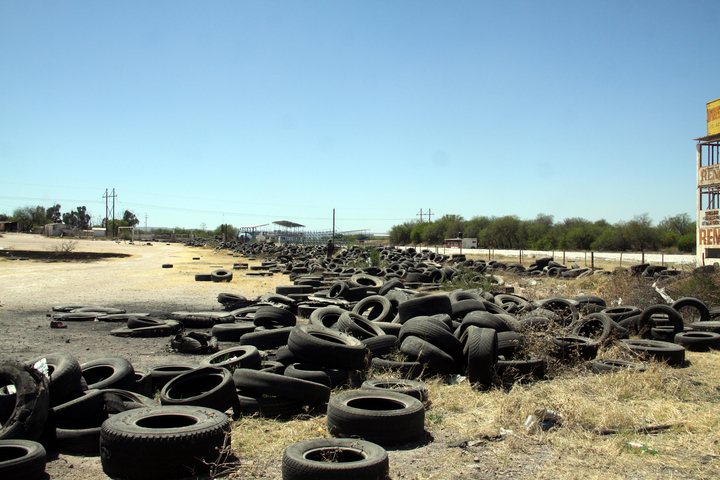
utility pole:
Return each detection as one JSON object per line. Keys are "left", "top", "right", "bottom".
{"left": 427, "top": 209, "right": 434, "bottom": 223}
{"left": 103, "top": 188, "right": 117, "bottom": 237}
{"left": 417, "top": 209, "right": 425, "bottom": 222}
{"left": 145, "top": 213, "right": 148, "bottom": 232}
{"left": 332, "top": 209, "right": 335, "bottom": 243}
{"left": 111, "top": 188, "right": 116, "bottom": 238}
{"left": 103, "top": 189, "right": 109, "bottom": 236}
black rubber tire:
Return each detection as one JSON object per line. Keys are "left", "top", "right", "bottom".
{"left": 0, "top": 361, "right": 49, "bottom": 442}
{"left": 161, "top": 264, "right": 173, "bottom": 268}
{"left": 211, "top": 321, "right": 257, "bottom": 341}
{"left": 688, "top": 321, "right": 720, "bottom": 333}
{"left": 602, "top": 306, "right": 641, "bottom": 322}
{"left": 0, "top": 439, "right": 46, "bottom": 480}
{"left": 160, "top": 366, "right": 237, "bottom": 414}
{"left": 450, "top": 299, "right": 486, "bottom": 320}
{"left": 170, "top": 311, "right": 235, "bottom": 328}
{"left": 457, "top": 311, "right": 512, "bottom": 337}
{"left": 673, "top": 331, "right": 720, "bottom": 351}
{"left": 592, "top": 359, "right": 646, "bottom": 374}
{"left": 570, "top": 313, "right": 615, "bottom": 343}
{"left": 362, "top": 335, "right": 398, "bottom": 358}
{"left": 360, "top": 378, "right": 428, "bottom": 402}
{"left": 253, "top": 306, "right": 297, "bottom": 328}
{"left": 671, "top": 297, "right": 711, "bottom": 324}
{"left": 234, "top": 394, "right": 305, "bottom": 418}
{"left": 462, "top": 326, "right": 497, "bottom": 389}
{"left": 352, "top": 295, "right": 394, "bottom": 323}
{"left": 282, "top": 437, "right": 389, "bottom": 480}
{"left": 397, "top": 294, "right": 452, "bottom": 323}
{"left": 349, "top": 274, "right": 385, "bottom": 290}
{"left": 398, "top": 318, "right": 463, "bottom": 366}
{"left": 56, "top": 426, "right": 102, "bottom": 454}
{"left": 288, "top": 325, "right": 368, "bottom": 371}
{"left": 378, "top": 278, "right": 404, "bottom": 296}
{"left": 328, "top": 281, "right": 350, "bottom": 299}
{"left": 81, "top": 356, "right": 135, "bottom": 391}
{"left": 200, "top": 346, "right": 262, "bottom": 372}
{"left": 29, "top": 352, "right": 82, "bottom": 407}
{"left": 496, "top": 331, "right": 524, "bottom": 358}
{"left": 233, "top": 368, "right": 331, "bottom": 405}
{"left": 195, "top": 274, "right": 212, "bottom": 282}
{"left": 51, "top": 389, "right": 106, "bottom": 428}
{"left": 327, "top": 390, "right": 425, "bottom": 446}
{"left": 551, "top": 335, "right": 599, "bottom": 360}
{"left": 399, "top": 336, "right": 457, "bottom": 375}
{"left": 101, "top": 389, "right": 159, "bottom": 413}
{"left": 638, "top": 305, "right": 684, "bottom": 340}
{"left": 309, "top": 306, "right": 348, "bottom": 329}
{"left": 211, "top": 269, "right": 233, "bottom": 282}
{"left": 535, "top": 296, "right": 579, "bottom": 325}
{"left": 283, "top": 363, "right": 347, "bottom": 389}
{"left": 336, "top": 312, "right": 386, "bottom": 340}
{"left": 100, "top": 406, "right": 231, "bottom": 480}
{"left": 126, "top": 316, "right": 166, "bottom": 329}
{"left": 239, "top": 327, "right": 293, "bottom": 351}
{"left": 620, "top": 339, "right": 686, "bottom": 366}
{"left": 373, "top": 321, "right": 402, "bottom": 336}
{"left": 148, "top": 364, "right": 198, "bottom": 392}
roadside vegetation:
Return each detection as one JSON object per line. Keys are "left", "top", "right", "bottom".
{"left": 389, "top": 213, "right": 696, "bottom": 254}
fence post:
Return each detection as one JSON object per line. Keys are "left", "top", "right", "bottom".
{"left": 661, "top": 253, "right": 664, "bottom": 266}
{"left": 584, "top": 251, "right": 587, "bottom": 266}
{"left": 563, "top": 251, "right": 566, "bottom": 264}
{"left": 591, "top": 252, "right": 594, "bottom": 270}
{"left": 620, "top": 252, "right": 623, "bottom": 267}
{"left": 519, "top": 249, "right": 522, "bottom": 264}
{"left": 641, "top": 251, "right": 645, "bottom": 264}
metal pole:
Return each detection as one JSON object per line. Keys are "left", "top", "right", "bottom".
{"left": 591, "top": 252, "right": 594, "bottom": 270}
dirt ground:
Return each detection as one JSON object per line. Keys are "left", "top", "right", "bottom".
{"left": 0, "top": 233, "right": 716, "bottom": 480}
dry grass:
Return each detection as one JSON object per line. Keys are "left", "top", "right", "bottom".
{"left": 222, "top": 263, "right": 720, "bottom": 479}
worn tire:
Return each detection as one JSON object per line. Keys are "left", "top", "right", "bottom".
{"left": 210, "top": 269, "right": 233, "bottom": 282}
{"left": 0, "top": 361, "right": 49, "bottom": 442}
{"left": 282, "top": 437, "right": 389, "bottom": 480}
{"left": 288, "top": 325, "right": 368, "bottom": 371}
{"left": 620, "top": 339, "right": 685, "bottom": 366}
{"left": 360, "top": 378, "right": 428, "bottom": 402}
{"left": 327, "top": 390, "right": 425, "bottom": 446}
{"left": 233, "top": 368, "right": 331, "bottom": 405}
{"left": 160, "top": 367, "right": 237, "bottom": 413}
{"left": 0, "top": 439, "right": 46, "bottom": 480}
{"left": 638, "top": 305, "right": 684, "bottom": 340}
{"left": 100, "top": 406, "right": 231, "bottom": 480}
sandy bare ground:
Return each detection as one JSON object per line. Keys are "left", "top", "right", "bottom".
{"left": 0, "top": 233, "right": 291, "bottom": 479}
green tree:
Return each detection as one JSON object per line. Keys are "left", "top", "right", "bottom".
{"left": 410, "top": 222, "right": 429, "bottom": 244}
{"left": 47, "top": 204, "right": 62, "bottom": 223}
{"left": 658, "top": 213, "right": 693, "bottom": 236}
{"left": 389, "top": 222, "right": 413, "bottom": 245}
{"left": 122, "top": 210, "right": 139, "bottom": 227}
{"left": 625, "top": 213, "right": 658, "bottom": 251}
{"left": 486, "top": 216, "right": 521, "bottom": 248}
{"left": 62, "top": 206, "right": 91, "bottom": 230}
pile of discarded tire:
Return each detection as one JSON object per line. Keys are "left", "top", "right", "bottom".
{"left": 15, "top": 247, "right": 718, "bottom": 479}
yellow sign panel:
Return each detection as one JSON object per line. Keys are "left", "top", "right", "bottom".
{"left": 708, "top": 98, "right": 720, "bottom": 136}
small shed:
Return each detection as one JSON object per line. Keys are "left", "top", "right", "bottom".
{"left": 43, "top": 223, "right": 66, "bottom": 237}
{"left": 445, "top": 238, "right": 477, "bottom": 249}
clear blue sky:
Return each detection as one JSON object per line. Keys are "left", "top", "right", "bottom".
{"left": 1, "top": 1, "right": 716, "bottom": 234}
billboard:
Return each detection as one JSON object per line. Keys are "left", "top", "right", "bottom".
{"left": 708, "top": 98, "right": 720, "bottom": 136}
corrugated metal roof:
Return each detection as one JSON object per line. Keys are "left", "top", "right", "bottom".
{"left": 273, "top": 220, "right": 305, "bottom": 228}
